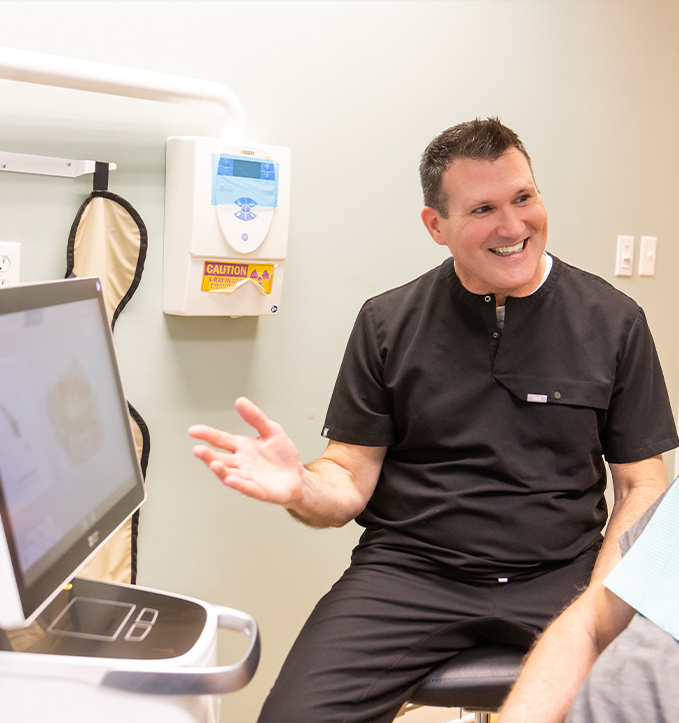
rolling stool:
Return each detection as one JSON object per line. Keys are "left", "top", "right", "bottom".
{"left": 407, "top": 645, "right": 526, "bottom": 723}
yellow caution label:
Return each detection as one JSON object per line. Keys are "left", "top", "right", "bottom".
{"left": 201, "top": 261, "right": 276, "bottom": 295}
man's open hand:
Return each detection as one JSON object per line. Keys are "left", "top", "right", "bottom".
{"left": 189, "top": 397, "right": 305, "bottom": 507}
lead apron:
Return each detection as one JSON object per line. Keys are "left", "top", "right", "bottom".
{"left": 65, "top": 162, "right": 149, "bottom": 584}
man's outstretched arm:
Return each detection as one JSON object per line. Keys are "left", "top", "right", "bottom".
{"left": 189, "top": 396, "right": 386, "bottom": 528}
{"left": 499, "top": 582, "right": 635, "bottom": 723}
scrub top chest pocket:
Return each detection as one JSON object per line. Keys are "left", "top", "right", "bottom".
{"left": 493, "top": 374, "right": 612, "bottom": 411}
{"left": 492, "top": 372, "right": 613, "bottom": 475}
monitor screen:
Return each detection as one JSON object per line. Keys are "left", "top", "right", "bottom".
{"left": 0, "top": 278, "right": 145, "bottom": 623}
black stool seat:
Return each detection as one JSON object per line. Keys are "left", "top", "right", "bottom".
{"left": 409, "top": 645, "right": 526, "bottom": 711}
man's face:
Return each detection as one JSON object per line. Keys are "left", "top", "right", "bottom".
{"left": 421, "top": 147, "right": 548, "bottom": 303}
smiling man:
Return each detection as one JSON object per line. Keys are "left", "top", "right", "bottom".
{"left": 190, "top": 118, "right": 678, "bottom": 723}
{"left": 421, "top": 144, "right": 548, "bottom": 303}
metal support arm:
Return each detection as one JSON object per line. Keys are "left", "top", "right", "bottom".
{"left": 0, "top": 46, "right": 247, "bottom": 138}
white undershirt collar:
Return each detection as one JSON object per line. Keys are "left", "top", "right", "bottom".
{"left": 496, "top": 252, "right": 552, "bottom": 328}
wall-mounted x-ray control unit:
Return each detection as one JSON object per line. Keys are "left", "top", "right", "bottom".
{"left": 163, "top": 137, "right": 291, "bottom": 316}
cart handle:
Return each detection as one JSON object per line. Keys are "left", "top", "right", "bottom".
{"left": 100, "top": 606, "right": 260, "bottom": 696}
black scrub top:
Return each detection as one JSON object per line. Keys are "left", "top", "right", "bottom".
{"left": 323, "top": 256, "right": 679, "bottom": 579}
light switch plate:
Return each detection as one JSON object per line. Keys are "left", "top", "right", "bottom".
{"left": 638, "top": 236, "right": 657, "bottom": 277}
{"left": 615, "top": 235, "right": 634, "bottom": 277}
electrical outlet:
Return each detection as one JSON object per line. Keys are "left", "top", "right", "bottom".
{"left": 0, "top": 242, "right": 21, "bottom": 286}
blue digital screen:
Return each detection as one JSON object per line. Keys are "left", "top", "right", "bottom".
{"left": 233, "top": 159, "right": 261, "bottom": 179}
{"left": 212, "top": 154, "right": 280, "bottom": 208}
{"left": 217, "top": 156, "right": 276, "bottom": 182}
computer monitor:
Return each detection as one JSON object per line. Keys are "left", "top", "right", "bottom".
{"left": 0, "top": 277, "right": 146, "bottom": 628}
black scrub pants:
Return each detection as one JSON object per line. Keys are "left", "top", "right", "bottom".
{"left": 258, "top": 545, "right": 598, "bottom": 723}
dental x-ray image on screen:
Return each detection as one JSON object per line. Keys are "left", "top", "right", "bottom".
{"left": 0, "top": 278, "right": 145, "bottom": 628}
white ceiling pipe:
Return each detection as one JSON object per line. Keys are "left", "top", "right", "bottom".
{"left": 0, "top": 46, "right": 247, "bottom": 138}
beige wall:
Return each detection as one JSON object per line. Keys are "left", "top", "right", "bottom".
{"left": 1, "top": 2, "right": 678, "bottom": 720}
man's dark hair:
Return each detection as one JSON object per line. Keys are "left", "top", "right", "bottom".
{"left": 419, "top": 117, "right": 534, "bottom": 218}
